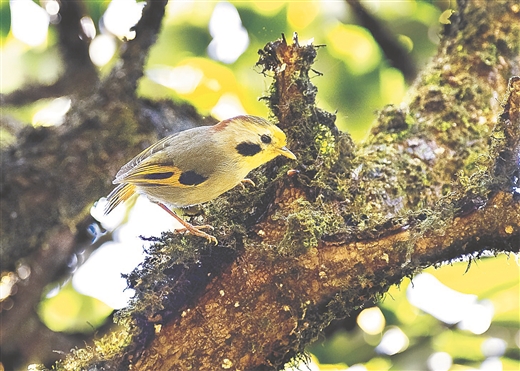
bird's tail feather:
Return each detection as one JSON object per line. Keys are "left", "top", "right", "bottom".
{"left": 104, "top": 183, "right": 136, "bottom": 215}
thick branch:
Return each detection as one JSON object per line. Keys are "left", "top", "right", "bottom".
{"left": 134, "top": 193, "right": 518, "bottom": 371}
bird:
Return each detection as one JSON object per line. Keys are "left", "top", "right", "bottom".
{"left": 104, "top": 115, "right": 296, "bottom": 243}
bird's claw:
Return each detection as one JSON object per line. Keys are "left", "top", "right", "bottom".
{"left": 175, "top": 224, "right": 217, "bottom": 244}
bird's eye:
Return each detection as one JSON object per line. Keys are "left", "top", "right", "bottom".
{"left": 260, "top": 134, "right": 272, "bottom": 144}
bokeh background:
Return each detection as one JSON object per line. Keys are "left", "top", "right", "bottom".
{"left": 1, "top": 1, "right": 519, "bottom": 370}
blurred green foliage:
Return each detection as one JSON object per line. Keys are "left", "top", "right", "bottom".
{"left": 308, "top": 255, "right": 519, "bottom": 370}
{"left": 0, "top": 1, "right": 11, "bottom": 38}
{"left": 2, "top": 0, "right": 447, "bottom": 141}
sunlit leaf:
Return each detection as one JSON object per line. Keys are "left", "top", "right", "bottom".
{"left": 38, "top": 283, "right": 113, "bottom": 333}
{"left": 433, "top": 330, "right": 485, "bottom": 361}
{"left": 0, "top": 0, "right": 11, "bottom": 39}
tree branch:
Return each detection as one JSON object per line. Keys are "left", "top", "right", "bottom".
{"left": 1, "top": 0, "right": 98, "bottom": 105}
{"left": 102, "top": 0, "right": 168, "bottom": 99}
{"left": 346, "top": 0, "right": 417, "bottom": 81}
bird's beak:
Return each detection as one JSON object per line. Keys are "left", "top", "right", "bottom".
{"left": 278, "top": 146, "right": 297, "bottom": 160}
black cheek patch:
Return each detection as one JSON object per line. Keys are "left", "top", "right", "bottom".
{"left": 143, "top": 172, "right": 174, "bottom": 179}
{"left": 179, "top": 170, "right": 208, "bottom": 186}
{"left": 236, "top": 142, "right": 262, "bottom": 157}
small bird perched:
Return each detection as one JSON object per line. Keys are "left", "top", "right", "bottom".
{"left": 105, "top": 115, "right": 296, "bottom": 243}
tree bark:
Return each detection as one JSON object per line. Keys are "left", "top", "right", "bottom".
{"left": 1, "top": 0, "right": 519, "bottom": 370}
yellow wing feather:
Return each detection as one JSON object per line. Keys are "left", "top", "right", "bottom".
{"left": 118, "top": 162, "right": 209, "bottom": 188}
{"left": 122, "top": 164, "right": 181, "bottom": 186}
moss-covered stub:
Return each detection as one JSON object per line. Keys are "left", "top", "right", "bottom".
{"left": 258, "top": 35, "right": 358, "bottom": 209}
{"left": 257, "top": 33, "right": 319, "bottom": 121}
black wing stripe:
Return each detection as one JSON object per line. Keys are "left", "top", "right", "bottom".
{"left": 178, "top": 171, "right": 208, "bottom": 186}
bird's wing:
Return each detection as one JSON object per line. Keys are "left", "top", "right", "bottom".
{"left": 114, "top": 133, "right": 179, "bottom": 182}
{"left": 113, "top": 128, "right": 210, "bottom": 188}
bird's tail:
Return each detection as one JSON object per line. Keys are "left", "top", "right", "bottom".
{"left": 104, "top": 183, "right": 136, "bottom": 215}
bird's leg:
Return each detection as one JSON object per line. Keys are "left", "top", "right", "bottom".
{"left": 239, "top": 178, "right": 256, "bottom": 189}
{"left": 156, "top": 202, "right": 217, "bottom": 244}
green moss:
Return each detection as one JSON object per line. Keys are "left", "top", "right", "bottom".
{"left": 370, "top": 105, "right": 410, "bottom": 137}
{"left": 313, "top": 124, "right": 336, "bottom": 158}
{"left": 120, "top": 230, "right": 213, "bottom": 318}
{"left": 50, "top": 320, "right": 134, "bottom": 370}
{"left": 257, "top": 36, "right": 357, "bottom": 205}
{"left": 422, "top": 69, "right": 442, "bottom": 87}
{"left": 277, "top": 198, "right": 346, "bottom": 255}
